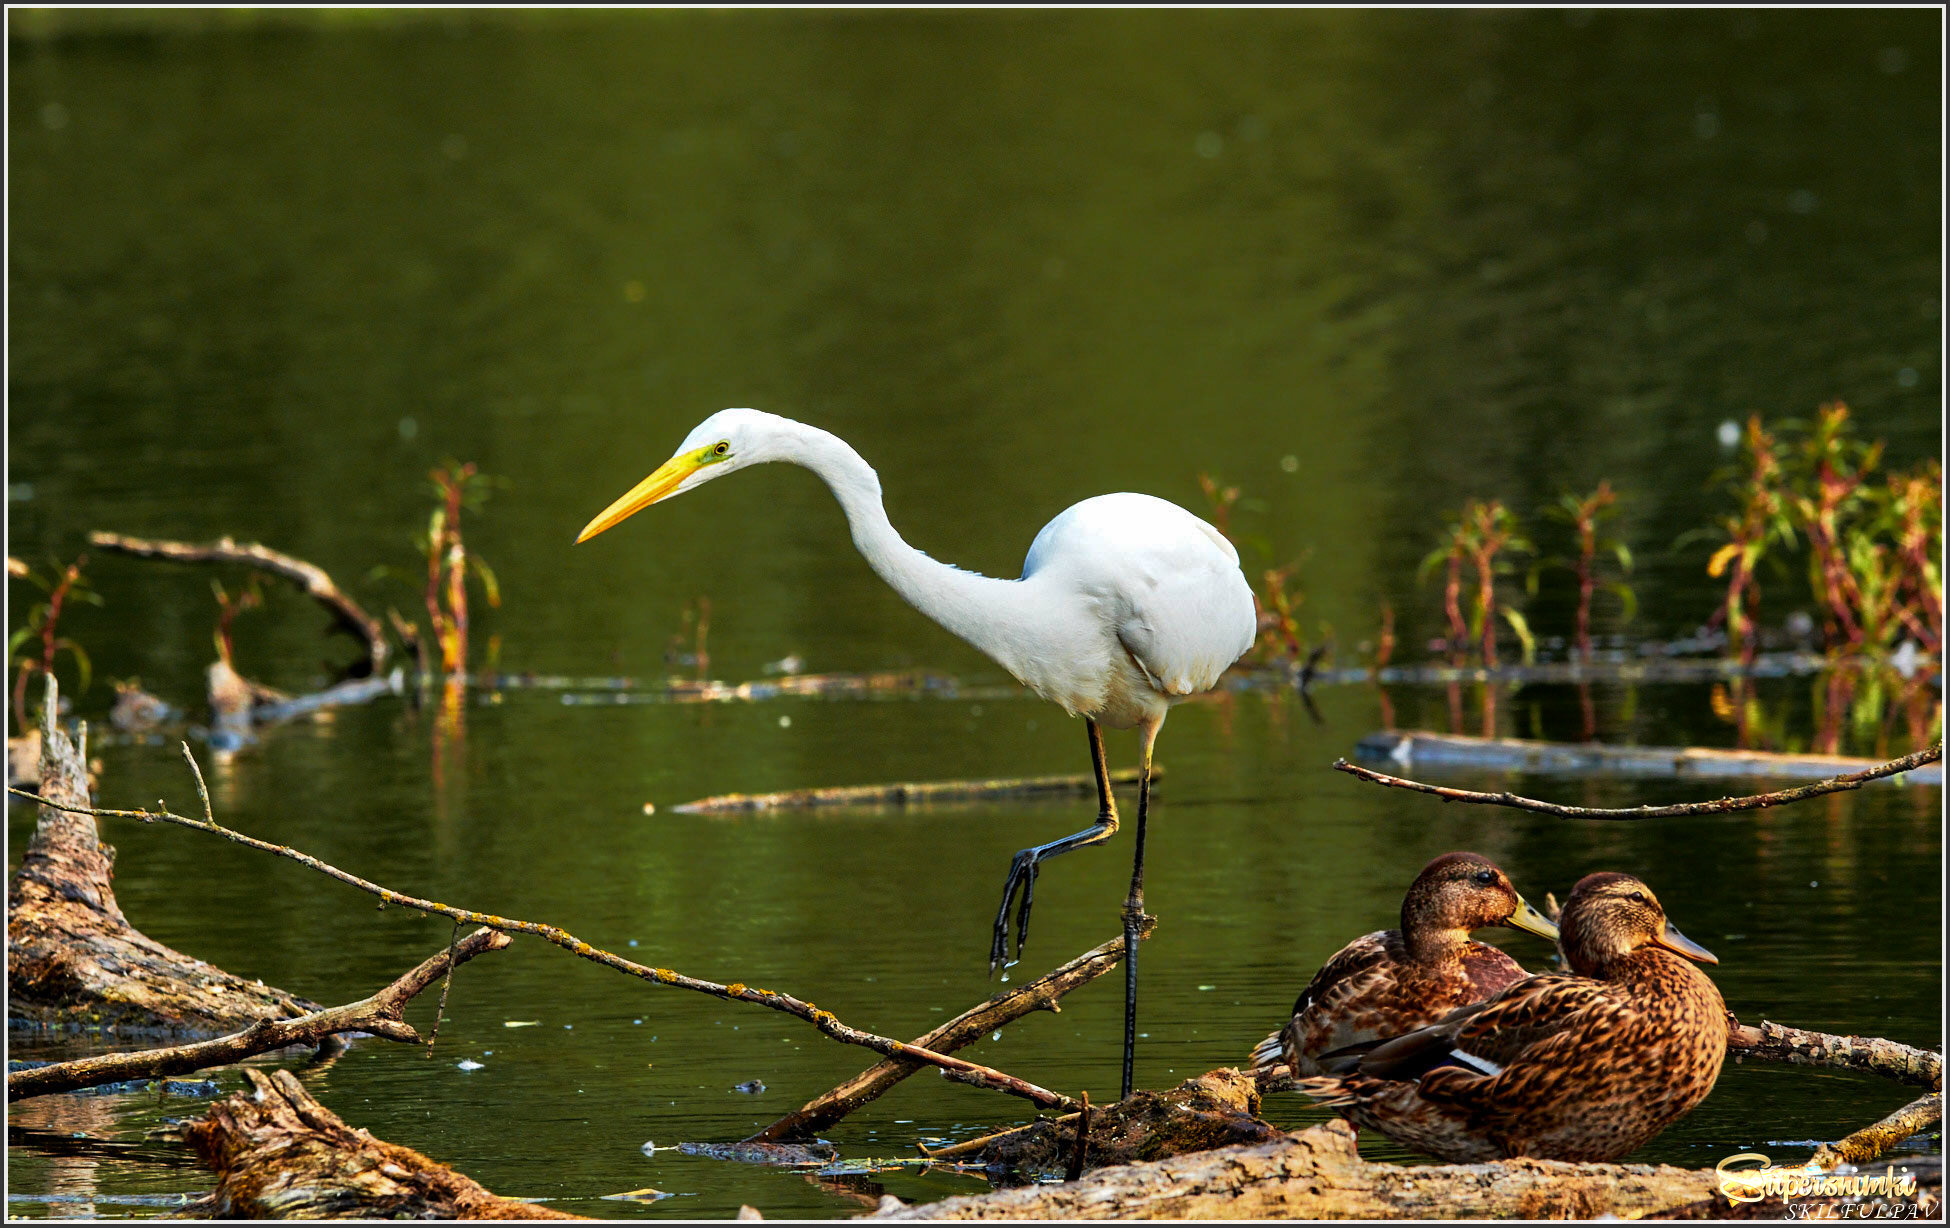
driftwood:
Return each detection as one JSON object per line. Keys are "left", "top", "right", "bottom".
{"left": 1334, "top": 741, "right": 1941, "bottom": 820}
{"left": 877, "top": 1118, "right": 1729, "bottom": 1219}
{"left": 920, "top": 1070, "right": 1283, "bottom": 1173}
{"left": 1729, "top": 1019, "right": 1943, "bottom": 1091}
{"left": 678, "top": 767, "right": 1156, "bottom": 814}
{"left": 7, "top": 677, "right": 318, "bottom": 1034}
{"left": 183, "top": 1068, "right": 585, "bottom": 1219}
{"left": 89, "top": 530, "right": 390, "bottom": 674}
{"left": 1355, "top": 729, "right": 1947, "bottom": 786}
{"left": 751, "top": 924, "right": 1151, "bottom": 1143}
{"left": 11, "top": 756, "right": 1081, "bottom": 1119}
{"left": 8, "top": 927, "right": 510, "bottom": 1100}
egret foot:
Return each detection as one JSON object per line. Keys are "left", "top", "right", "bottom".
{"left": 989, "top": 812, "right": 1118, "bottom": 975}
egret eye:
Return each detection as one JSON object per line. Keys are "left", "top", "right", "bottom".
{"left": 1473, "top": 869, "right": 1496, "bottom": 885}
{"left": 713, "top": 441, "right": 730, "bottom": 456}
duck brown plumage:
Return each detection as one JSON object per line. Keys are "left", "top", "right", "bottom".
{"left": 1249, "top": 852, "right": 1558, "bottom": 1079}
{"left": 1297, "top": 871, "right": 1729, "bottom": 1163}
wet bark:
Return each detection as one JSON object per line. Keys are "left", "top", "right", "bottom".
{"left": 183, "top": 1068, "right": 586, "bottom": 1219}
{"left": 920, "top": 1070, "right": 1283, "bottom": 1174}
{"left": 6, "top": 676, "right": 318, "bottom": 1035}
{"left": 876, "top": 1118, "right": 1728, "bottom": 1220}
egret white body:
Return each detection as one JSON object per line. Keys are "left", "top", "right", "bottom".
{"left": 577, "top": 409, "right": 1258, "bottom": 1095}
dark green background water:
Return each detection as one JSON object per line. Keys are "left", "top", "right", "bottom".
{"left": 7, "top": 8, "right": 1942, "bottom": 1218}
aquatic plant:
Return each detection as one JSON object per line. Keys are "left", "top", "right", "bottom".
{"left": 419, "top": 462, "right": 502, "bottom": 678}
{"left": 1197, "top": 471, "right": 1318, "bottom": 668}
{"left": 8, "top": 554, "right": 100, "bottom": 731}
{"left": 1422, "top": 500, "right": 1533, "bottom": 667}
{"left": 1706, "top": 405, "right": 1943, "bottom": 665}
{"left": 1536, "top": 482, "right": 1635, "bottom": 662}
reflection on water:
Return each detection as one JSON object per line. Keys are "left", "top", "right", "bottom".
{"left": 6, "top": 7, "right": 1941, "bottom": 1219}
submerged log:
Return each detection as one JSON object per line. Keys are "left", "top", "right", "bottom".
{"left": 921, "top": 1070, "right": 1283, "bottom": 1174}
{"left": 879, "top": 1118, "right": 1727, "bottom": 1220}
{"left": 1354, "top": 730, "right": 1944, "bottom": 786}
{"left": 183, "top": 1068, "right": 585, "bottom": 1219}
{"left": 7, "top": 677, "right": 318, "bottom": 1035}
{"left": 677, "top": 767, "right": 1158, "bottom": 814}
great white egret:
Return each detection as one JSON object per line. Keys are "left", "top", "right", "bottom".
{"left": 577, "top": 408, "right": 1258, "bottom": 1096}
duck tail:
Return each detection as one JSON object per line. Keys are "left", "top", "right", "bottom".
{"left": 1295, "top": 1075, "right": 1360, "bottom": 1108}
{"left": 1247, "top": 1030, "right": 1289, "bottom": 1078}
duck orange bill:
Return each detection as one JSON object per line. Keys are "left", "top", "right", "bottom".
{"left": 575, "top": 451, "right": 703, "bottom": 543}
{"left": 1653, "top": 921, "right": 1718, "bottom": 964}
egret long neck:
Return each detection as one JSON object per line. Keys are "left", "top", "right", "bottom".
{"left": 783, "top": 423, "right": 1037, "bottom": 666}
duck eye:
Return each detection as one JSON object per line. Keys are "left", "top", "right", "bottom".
{"left": 1628, "top": 891, "right": 1647, "bottom": 904}
{"left": 713, "top": 441, "right": 730, "bottom": 456}
{"left": 1473, "top": 869, "right": 1496, "bottom": 885}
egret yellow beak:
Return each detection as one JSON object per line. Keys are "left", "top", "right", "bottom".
{"left": 1505, "top": 894, "right": 1560, "bottom": 942}
{"left": 576, "top": 449, "right": 708, "bottom": 543}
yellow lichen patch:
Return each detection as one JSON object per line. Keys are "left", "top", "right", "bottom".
{"left": 726, "top": 983, "right": 747, "bottom": 996}
{"left": 573, "top": 942, "right": 591, "bottom": 955}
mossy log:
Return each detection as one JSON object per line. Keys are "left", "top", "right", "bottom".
{"left": 183, "top": 1068, "right": 585, "bottom": 1219}
{"left": 6, "top": 677, "right": 317, "bottom": 1035}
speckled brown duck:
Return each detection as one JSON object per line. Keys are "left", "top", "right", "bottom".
{"left": 1297, "top": 871, "right": 1729, "bottom": 1163}
{"left": 1249, "top": 851, "right": 1559, "bottom": 1079}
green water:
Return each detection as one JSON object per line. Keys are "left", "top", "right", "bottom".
{"left": 6, "top": 8, "right": 1942, "bottom": 1218}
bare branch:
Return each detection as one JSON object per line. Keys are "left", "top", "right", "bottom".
{"left": 750, "top": 923, "right": 1150, "bottom": 1143}
{"left": 88, "top": 531, "right": 389, "bottom": 672}
{"left": 8, "top": 928, "right": 510, "bottom": 1100}
{"left": 1730, "top": 1019, "right": 1942, "bottom": 1090}
{"left": 8, "top": 775, "right": 1079, "bottom": 1116}
{"left": 677, "top": 767, "right": 1156, "bottom": 814}
{"left": 1332, "top": 742, "right": 1941, "bottom": 820}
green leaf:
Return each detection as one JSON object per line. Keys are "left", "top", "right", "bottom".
{"left": 1417, "top": 547, "right": 1452, "bottom": 585}
{"left": 1606, "top": 581, "right": 1638, "bottom": 623}
{"left": 55, "top": 637, "right": 91, "bottom": 694}
{"left": 1610, "top": 541, "right": 1633, "bottom": 573}
{"left": 1500, "top": 606, "right": 1537, "bottom": 665}
{"left": 471, "top": 557, "right": 501, "bottom": 608}
{"left": 9, "top": 626, "right": 37, "bottom": 659}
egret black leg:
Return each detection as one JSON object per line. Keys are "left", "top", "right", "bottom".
{"left": 1120, "top": 733, "right": 1156, "bottom": 1100}
{"left": 989, "top": 720, "right": 1120, "bottom": 976}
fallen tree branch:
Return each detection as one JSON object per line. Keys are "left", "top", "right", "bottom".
{"left": 7, "top": 676, "right": 319, "bottom": 1035}
{"left": 677, "top": 768, "right": 1157, "bottom": 814}
{"left": 749, "top": 923, "right": 1150, "bottom": 1143}
{"left": 1812, "top": 1093, "right": 1943, "bottom": 1170}
{"left": 10, "top": 750, "right": 1079, "bottom": 1117}
{"left": 88, "top": 530, "right": 389, "bottom": 674}
{"left": 1332, "top": 741, "right": 1941, "bottom": 820}
{"left": 184, "top": 1067, "right": 586, "bottom": 1219}
{"left": 1355, "top": 730, "right": 1946, "bottom": 785}
{"left": 1729, "top": 1019, "right": 1943, "bottom": 1090}
{"left": 8, "top": 927, "right": 510, "bottom": 1101}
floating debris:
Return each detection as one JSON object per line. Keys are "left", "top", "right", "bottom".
{"left": 678, "top": 1140, "right": 834, "bottom": 1166}
{"left": 504, "top": 1020, "right": 541, "bottom": 1028}
{"left": 674, "top": 766, "right": 1158, "bottom": 814}
{"left": 601, "top": 1188, "right": 671, "bottom": 1202}
{"left": 732, "top": 1079, "right": 766, "bottom": 1094}
{"left": 456, "top": 1059, "right": 485, "bottom": 1071}
{"left": 1355, "top": 730, "right": 1943, "bottom": 785}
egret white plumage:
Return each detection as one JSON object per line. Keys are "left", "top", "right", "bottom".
{"left": 576, "top": 409, "right": 1257, "bottom": 1095}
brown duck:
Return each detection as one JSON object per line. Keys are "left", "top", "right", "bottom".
{"left": 1298, "top": 871, "right": 1728, "bottom": 1163}
{"left": 1249, "top": 852, "right": 1559, "bottom": 1079}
